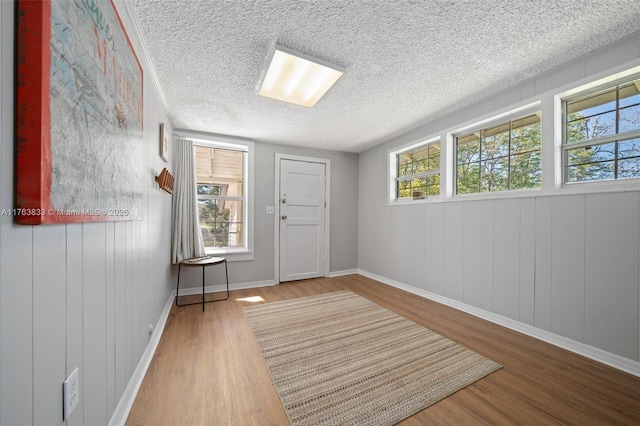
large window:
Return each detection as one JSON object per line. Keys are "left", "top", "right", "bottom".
{"left": 456, "top": 112, "right": 541, "bottom": 194}
{"left": 562, "top": 75, "right": 640, "bottom": 183}
{"left": 394, "top": 140, "right": 441, "bottom": 200}
{"left": 195, "top": 144, "right": 247, "bottom": 250}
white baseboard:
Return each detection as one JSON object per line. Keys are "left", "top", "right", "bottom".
{"left": 109, "top": 278, "right": 277, "bottom": 424}
{"left": 329, "top": 269, "right": 359, "bottom": 277}
{"left": 176, "top": 279, "right": 277, "bottom": 296}
{"left": 358, "top": 269, "right": 640, "bottom": 378}
{"left": 108, "top": 290, "right": 175, "bottom": 426}
{"left": 110, "top": 270, "right": 639, "bottom": 425}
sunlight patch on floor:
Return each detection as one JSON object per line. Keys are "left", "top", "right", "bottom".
{"left": 236, "top": 296, "right": 264, "bottom": 303}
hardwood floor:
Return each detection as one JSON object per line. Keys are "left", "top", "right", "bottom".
{"left": 127, "top": 275, "right": 640, "bottom": 425}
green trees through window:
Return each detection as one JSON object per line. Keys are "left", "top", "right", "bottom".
{"left": 396, "top": 142, "right": 440, "bottom": 199}
{"left": 456, "top": 113, "right": 541, "bottom": 194}
{"left": 389, "top": 71, "right": 640, "bottom": 203}
{"left": 563, "top": 78, "right": 640, "bottom": 183}
{"left": 197, "top": 184, "right": 235, "bottom": 248}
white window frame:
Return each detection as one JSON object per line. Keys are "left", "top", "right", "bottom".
{"left": 175, "top": 130, "right": 255, "bottom": 261}
{"left": 559, "top": 69, "right": 640, "bottom": 187}
{"left": 384, "top": 65, "right": 640, "bottom": 204}
{"left": 451, "top": 102, "right": 543, "bottom": 199}
{"left": 388, "top": 136, "right": 441, "bottom": 205}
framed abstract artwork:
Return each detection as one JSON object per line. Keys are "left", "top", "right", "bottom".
{"left": 16, "top": 0, "right": 144, "bottom": 224}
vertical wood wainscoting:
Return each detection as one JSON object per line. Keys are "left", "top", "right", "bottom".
{"left": 127, "top": 275, "right": 640, "bottom": 425}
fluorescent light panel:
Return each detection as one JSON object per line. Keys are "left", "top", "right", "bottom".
{"left": 259, "top": 45, "right": 344, "bottom": 108}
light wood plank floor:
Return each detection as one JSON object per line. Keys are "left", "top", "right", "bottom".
{"left": 127, "top": 275, "right": 640, "bottom": 425}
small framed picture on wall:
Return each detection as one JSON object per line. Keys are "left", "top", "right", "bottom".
{"left": 159, "top": 123, "right": 169, "bottom": 162}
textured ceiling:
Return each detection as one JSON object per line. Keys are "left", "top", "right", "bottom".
{"left": 131, "top": 0, "right": 640, "bottom": 153}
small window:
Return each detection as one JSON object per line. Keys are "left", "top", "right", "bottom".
{"left": 562, "top": 76, "right": 640, "bottom": 183}
{"left": 195, "top": 145, "right": 246, "bottom": 250}
{"left": 394, "top": 141, "right": 441, "bottom": 200}
{"left": 456, "top": 113, "right": 541, "bottom": 194}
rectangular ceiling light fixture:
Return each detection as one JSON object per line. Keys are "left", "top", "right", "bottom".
{"left": 259, "top": 45, "right": 345, "bottom": 108}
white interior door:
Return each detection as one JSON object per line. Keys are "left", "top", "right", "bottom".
{"left": 279, "top": 159, "right": 326, "bottom": 282}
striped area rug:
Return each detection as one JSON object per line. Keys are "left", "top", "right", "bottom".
{"left": 244, "top": 290, "right": 501, "bottom": 425}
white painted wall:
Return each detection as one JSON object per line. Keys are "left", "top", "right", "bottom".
{"left": 235, "top": 142, "right": 358, "bottom": 281}
{"left": 4, "top": 0, "right": 636, "bottom": 422}
{"left": 358, "top": 32, "right": 640, "bottom": 365}
{"left": 255, "top": 143, "right": 358, "bottom": 277}
{"left": 0, "top": 2, "right": 175, "bottom": 424}
{"left": 175, "top": 140, "right": 359, "bottom": 290}
{"left": 0, "top": 5, "right": 359, "bottom": 422}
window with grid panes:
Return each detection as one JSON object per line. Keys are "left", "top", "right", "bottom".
{"left": 456, "top": 113, "right": 541, "bottom": 194}
{"left": 562, "top": 75, "right": 640, "bottom": 183}
{"left": 195, "top": 145, "right": 246, "bottom": 249}
{"left": 395, "top": 141, "right": 441, "bottom": 199}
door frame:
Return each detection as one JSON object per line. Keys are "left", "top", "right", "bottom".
{"left": 274, "top": 153, "right": 331, "bottom": 283}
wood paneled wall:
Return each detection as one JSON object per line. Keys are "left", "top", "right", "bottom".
{"left": 0, "top": 2, "right": 175, "bottom": 424}
{"left": 361, "top": 194, "right": 639, "bottom": 361}
{"left": 358, "top": 32, "right": 640, "bottom": 365}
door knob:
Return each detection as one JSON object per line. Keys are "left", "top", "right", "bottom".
{"left": 281, "top": 215, "right": 287, "bottom": 220}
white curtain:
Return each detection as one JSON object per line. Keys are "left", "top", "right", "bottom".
{"left": 171, "top": 138, "right": 205, "bottom": 263}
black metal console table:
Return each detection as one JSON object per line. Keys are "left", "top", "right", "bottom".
{"left": 176, "top": 256, "right": 229, "bottom": 311}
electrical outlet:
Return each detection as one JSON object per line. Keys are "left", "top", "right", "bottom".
{"left": 266, "top": 206, "right": 275, "bottom": 214}
{"left": 63, "top": 367, "right": 80, "bottom": 421}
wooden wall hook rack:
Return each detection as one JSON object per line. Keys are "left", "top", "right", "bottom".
{"left": 155, "top": 168, "right": 174, "bottom": 194}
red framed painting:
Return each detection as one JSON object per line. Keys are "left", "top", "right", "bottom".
{"left": 16, "top": 0, "right": 143, "bottom": 224}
